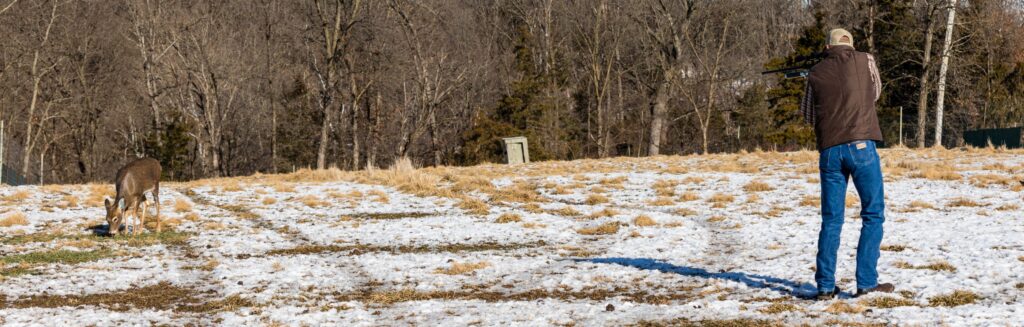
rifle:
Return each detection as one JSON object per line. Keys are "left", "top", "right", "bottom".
{"left": 761, "top": 52, "right": 825, "bottom": 79}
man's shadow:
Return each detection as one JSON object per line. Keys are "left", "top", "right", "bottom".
{"left": 86, "top": 224, "right": 111, "bottom": 236}
{"left": 578, "top": 257, "right": 824, "bottom": 298}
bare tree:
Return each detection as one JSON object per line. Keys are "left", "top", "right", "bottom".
{"left": 21, "top": 0, "right": 63, "bottom": 181}
{"left": 635, "top": 0, "right": 694, "bottom": 156}
{"left": 915, "top": 1, "right": 941, "bottom": 148}
{"left": 389, "top": 0, "right": 468, "bottom": 166}
{"left": 933, "top": 0, "right": 957, "bottom": 147}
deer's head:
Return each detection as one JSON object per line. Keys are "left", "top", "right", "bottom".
{"left": 104, "top": 198, "right": 124, "bottom": 236}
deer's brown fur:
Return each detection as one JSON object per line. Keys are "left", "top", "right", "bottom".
{"left": 104, "top": 158, "right": 162, "bottom": 236}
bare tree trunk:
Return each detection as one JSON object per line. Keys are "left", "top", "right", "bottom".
{"left": 429, "top": 109, "right": 440, "bottom": 166}
{"left": 648, "top": 78, "right": 669, "bottom": 156}
{"left": 916, "top": 16, "right": 936, "bottom": 148}
{"left": 317, "top": 108, "right": 330, "bottom": 169}
{"left": 867, "top": 2, "right": 876, "bottom": 54}
{"left": 350, "top": 101, "right": 360, "bottom": 170}
{"left": 934, "top": 0, "right": 957, "bottom": 147}
{"left": 22, "top": 2, "right": 59, "bottom": 180}
{"left": 367, "top": 92, "right": 381, "bottom": 168}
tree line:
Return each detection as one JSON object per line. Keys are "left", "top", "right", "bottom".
{"left": 1, "top": 0, "right": 1022, "bottom": 184}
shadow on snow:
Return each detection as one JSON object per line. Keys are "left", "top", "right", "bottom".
{"left": 579, "top": 257, "right": 826, "bottom": 298}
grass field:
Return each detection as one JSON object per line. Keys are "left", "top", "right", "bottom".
{"left": 1, "top": 147, "right": 1023, "bottom": 326}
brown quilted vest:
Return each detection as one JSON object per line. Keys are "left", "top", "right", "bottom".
{"left": 808, "top": 45, "right": 883, "bottom": 150}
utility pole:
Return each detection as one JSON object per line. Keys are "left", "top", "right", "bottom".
{"left": 934, "top": 0, "right": 957, "bottom": 148}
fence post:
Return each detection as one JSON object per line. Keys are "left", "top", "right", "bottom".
{"left": 898, "top": 106, "right": 903, "bottom": 147}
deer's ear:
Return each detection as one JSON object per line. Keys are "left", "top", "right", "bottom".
{"left": 117, "top": 198, "right": 126, "bottom": 210}
{"left": 104, "top": 198, "right": 111, "bottom": 208}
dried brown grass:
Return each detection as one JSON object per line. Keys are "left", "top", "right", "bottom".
{"left": 633, "top": 215, "right": 657, "bottom": 227}
{"left": 549, "top": 206, "right": 581, "bottom": 217}
{"left": 495, "top": 213, "right": 522, "bottom": 224}
{"left": 678, "top": 192, "right": 700, "bottom": 202}
{"left": 577, "top": 222, "right": 620, "bottom": 235}
{"left": 298, "top": 195, "right": 328, "bottom": 207}
{"left": 586, "top": 208, "right": 618, "bottom": 219}
{"left": 435, "top": 261, "right": 491, "bottom": 275}
{"left": 928, "top": 290, "right": 980, "bottom": 307}
{"left": 2, "top": 190, "right": 31, "bottom": 202}
{"left": 707, "top": 193, "right": 734, "bottom": 204}
{"left": 799, "top": 196, "right": 820, "bottom": 207}
{"left": 862, "top": 296, "right": 917, "bottom": 308}
{"left": 459, "top": 198, "right": 490, "bottom": 215}
{"left": 825, "top": 301, "right": 866, "bottom": 314}
{"left": 0, "top": 212, "right": 29, "bottom": 227}
{"left": 947, "top": 198, "right": 985, "bottom": 208}
{"left": 902, "top": 161, "right": 961, "bottom": 180}
{"left": 648, "top": 197, "right": 675, "bottom": 206}
{"left": 174, "top": 198, "right": 193, "bottom": 213}
{"left": 586, "top": 194, "right": 610, "bottom": 205}
{"left": 743, "top": 181, "right": 775, "bottom": 192}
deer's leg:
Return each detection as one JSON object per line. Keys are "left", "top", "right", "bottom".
{"left": 139, "top": 201, "right": 148, "bottom": 234}
{"left": 154, "top": 184, "right": 161, "bottom": 233}
{"left": 132, "top": 204, "right": 140, "bottom": 236}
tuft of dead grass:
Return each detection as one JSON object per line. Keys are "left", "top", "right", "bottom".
{"left": 825, "top": 301, "right": 866, "bottom": 314}
{"left": 272, "top": 183, "right": 296, "bottom": 193}
{"left": 908, "top": 200, "right": 936, "bottom": 210}
{"left": 459, "top": 198, "right": 490, "bottom": 216}
{"left": 174, "top": 198, "right": 193, "bottom": 213}
{"left": 495, "top": 213, "right": 522, "bottom": 224}
{"left": 902, "top": 161, "right": 961, "bottom": 181}
{"left": 435, "top": 261, "right": 491, "bottom": 275}
{"left": 85, "top": 184, "right": 115, "bottom": 206}
{"left": 880, "top": 244, "right": 907, "bottom": 252}
{"left": 707, "top": 215, "right": 726, "bottom": 223}
{"left": 969, "top": 174, "right": 1014, "bottom": 188}
{"left": 947, "top": 198, "right": 985, "bottom": 208}
{"left": 673, "top": 208, "right": 696, "bottom": 216}
{"left": 648, "top": 197, "right": 675, "bottom": 206}
{"left": 59, "top": 195, "right": 79, "bottom": 209}
{"left": 678, "top": 192, "right": 700, "bottom": 202}
{"left": 758, "top": 303, "right": 800, "bottom": 314}
{"left": 996, "top": 203, "right": 1020, "bottom": 211}
{"left": 862, "top": 296, "right": 917, "bottom": 308}
{"left": 799, "top": 196, "right": 820, "bottom": 207}
{"left": 633, "top": 215, "right": 657, "bottom": 227}
{"left": 585, "top": 194, "right": 610, "bottom": 205}
{"left": 262, "top": 197, "right": 277, "bottom": 205}
{"left": 652, "top": 180, "right": 679, "bottom": 197}
{"left": 928, "top": 290, "right": 980, "bottom": 307}
{"left": 586, "top": 208, "right": 618, "bottom": 219}
{"left": 522, "top": 203, "right": 544, "bottom": 214}
{"left": 2, "top": 190, "right": 31, "bottom": 202}
{"left": 577, "top": 222, "right": 620, "bottom": 235}
{"left": 743, "top": 181, "right": 775, "bottom": 192}
{"left": 0, "top": 212, "right": 29, "bottom": 227}
{"left": 367, "top": 189, "right": 390, "bottom": 204}
{"left": 707, "top": 193, "right": 734, "bottom": 204}
{"left": 894, "top": 260, "right": 957, "bottom": 272}
{"left": 549, "top": 206, "right": 581, "bottom": 217}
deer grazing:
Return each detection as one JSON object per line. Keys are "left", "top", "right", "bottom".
{"left": 104, "top": 157, "right": 162, "bottom": 236}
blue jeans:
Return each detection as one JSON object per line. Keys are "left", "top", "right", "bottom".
{"left": 816, "top": 140, "right": 885, "bottom": 293}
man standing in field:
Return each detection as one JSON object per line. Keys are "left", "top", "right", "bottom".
{"left": 800, "top": 28, "right": 894, "bottom": 300}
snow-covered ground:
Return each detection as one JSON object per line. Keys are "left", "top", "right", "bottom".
{"left": 1, "top": 148, "right": 1023, "bottom": 326}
